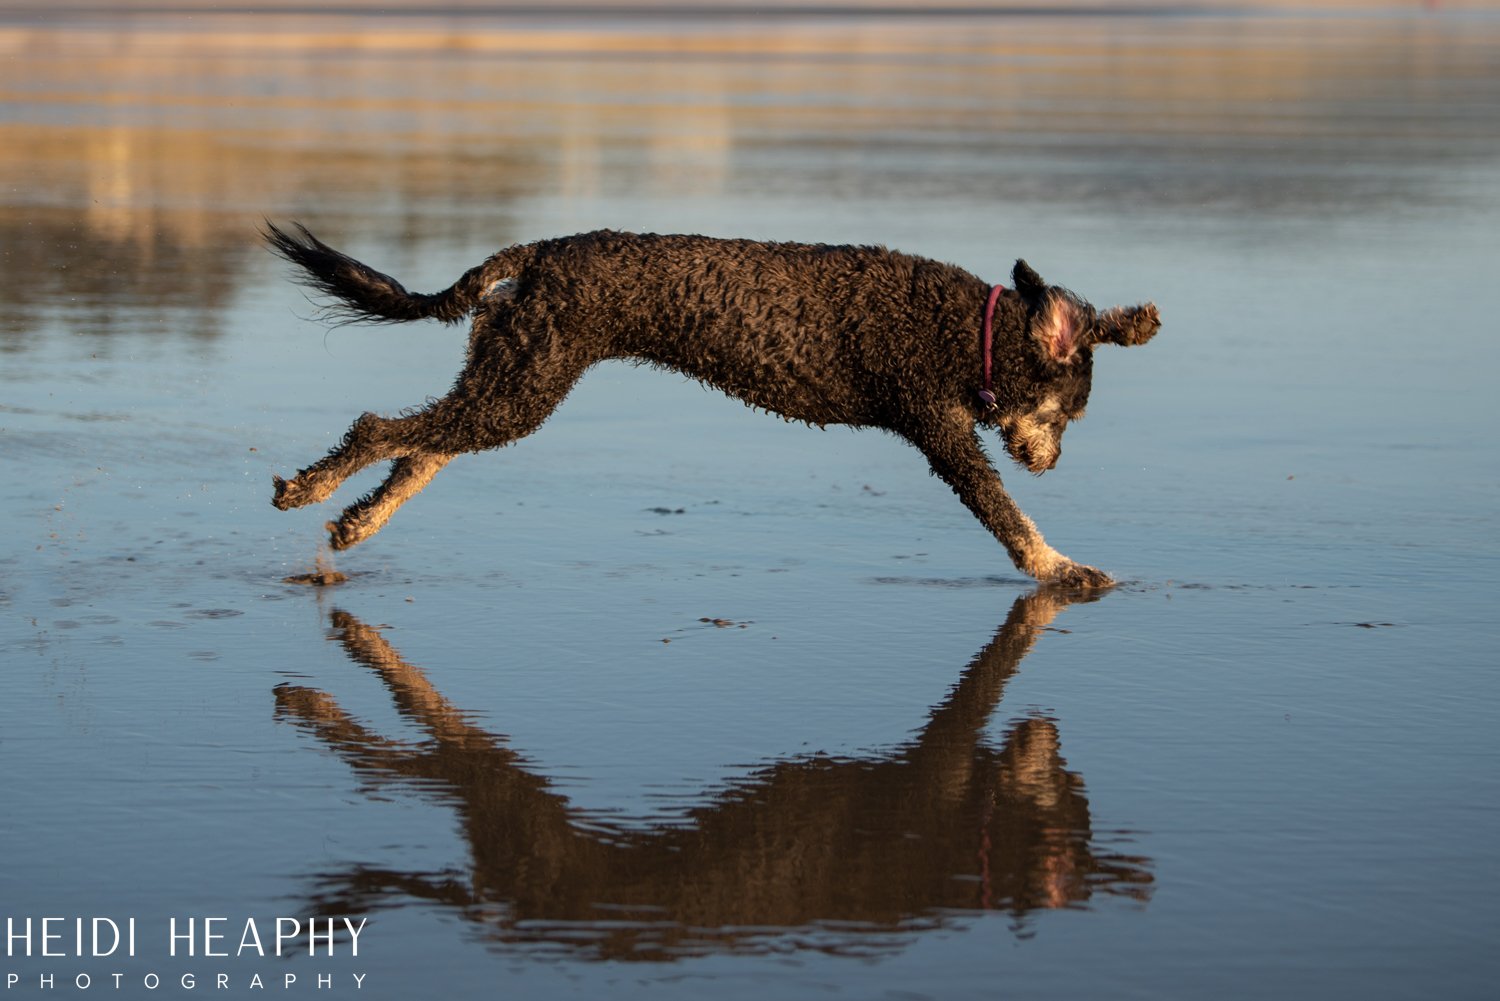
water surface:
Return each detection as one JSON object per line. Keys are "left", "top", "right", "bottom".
{"left": 1, "top": 5, "right": 1497, "bottom": 999}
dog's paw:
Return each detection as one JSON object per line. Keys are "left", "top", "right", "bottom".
{"left": 325, "top": 519, "right": 362, "bottom": 551}
{"left": 271, "top": 475, "right": 300, "bottom": 510}
{"left": 1045, "top": 560, "right": 1115, "bottom": 590}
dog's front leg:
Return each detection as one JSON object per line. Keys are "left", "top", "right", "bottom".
{"left": 906, "top": 413, "right": 1113, "bottom": 588}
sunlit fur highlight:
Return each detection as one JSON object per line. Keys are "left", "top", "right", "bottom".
{"left": 1001, "top": 394, "right": 1066, "bottom": 474}
{"left": 1036, "top": 297, "right": 1083, "bottom": 365}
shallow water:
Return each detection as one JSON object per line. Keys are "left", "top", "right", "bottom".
{"left": 2, "top": 5, "right": 1498, "bottom": 999}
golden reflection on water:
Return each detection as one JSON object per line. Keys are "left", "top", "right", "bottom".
{"left": 2, "top": 8, "right": 1495, "bottom": 337}
{"left": 273, "top": 591, "right": 1152, "bottom": 960}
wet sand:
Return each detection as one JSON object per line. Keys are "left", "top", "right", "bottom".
{"left": 2, "top": 5, "right": 1498, "bottom": 999}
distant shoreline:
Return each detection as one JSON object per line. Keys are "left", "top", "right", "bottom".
{"left": 0, "top": 0, "right": 1476, "bottom": 17}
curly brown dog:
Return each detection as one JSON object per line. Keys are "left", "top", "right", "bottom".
{"left": 265, "top": 225, "right": 1160, "bottom": 587}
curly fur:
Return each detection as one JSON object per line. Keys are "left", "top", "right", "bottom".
{"left": 265, "top": 225, "right": 1160, "bottom": 587}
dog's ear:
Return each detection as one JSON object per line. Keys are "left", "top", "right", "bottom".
{"left": 1034, "top": 294, "right": 1090, "bottom": 366}
{"left": 1014, "top": 260, "right": 1086, "bottom": 364}
{"left": 1012, "top": 259, "right": 1048, "bottom": 306}
{"left": 1093, "top": 303, "right": 1162, "bottom": 347}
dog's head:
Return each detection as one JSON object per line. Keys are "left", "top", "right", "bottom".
{"left": 997, "top": 260, "right": 1161, "bottom": 474}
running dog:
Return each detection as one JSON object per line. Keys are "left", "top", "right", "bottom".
{"left": 266, "top": 224, "right": 1160, "bottom": 587}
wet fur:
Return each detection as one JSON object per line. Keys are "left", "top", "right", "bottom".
{"left": 265, "top": 224, "right": 1159, "bottom": 587}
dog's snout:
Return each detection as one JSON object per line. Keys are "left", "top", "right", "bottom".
{"left": 1028, "top": 449, "right": 1059, "bottom": 475}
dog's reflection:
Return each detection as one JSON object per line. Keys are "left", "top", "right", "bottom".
{"left": 275, "top": 590, "right": 1151, "bottom": 959}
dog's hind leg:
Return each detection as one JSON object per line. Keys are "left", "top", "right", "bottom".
{"left": 322, "top": 363, "right": 591, "bottom": 548}
{"left": 905, "top": 410, "right": 1112, "bottom": 588}
{"left": 326, "top": 452, "right": 452, "bottom": 550}
{"left": 273, "top": 411, "right": 428, "bottom": 511}
{"left": 276, "top": 308, "right": 601, "bottom": 548}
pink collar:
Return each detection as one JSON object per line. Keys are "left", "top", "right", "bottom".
{"left": 976, "top": 284, "right": 1004, "bottom": 410}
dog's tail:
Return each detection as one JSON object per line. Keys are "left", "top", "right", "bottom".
{"left": 263, "top": 221, "right": 531, "bottom": 325}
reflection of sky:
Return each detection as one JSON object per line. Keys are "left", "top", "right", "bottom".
{"left": 3, "top": 7, "right": 1495, "bottom": 508}
{"left": 2, "top": 7, "right": 1495, "bottom": 522}
{"left": 3, "top": 10, "right": 1500, "bottom": 349}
